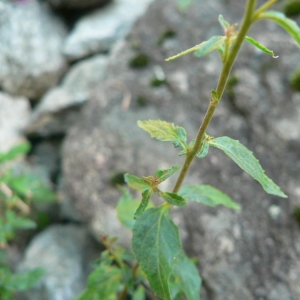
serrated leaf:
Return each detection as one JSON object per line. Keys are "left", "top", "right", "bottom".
{"left": 134, "top": 189, "right": 152, "bottom": 220}
{"left": 179, "top": 184, "right": 241, "bottom": 210}
{"left": 161, "top": 192, "right": 187, "bottom": 207}
{"left": 155, "top": 165, "right": 181, "bottom": 182}
{"left": 194, "top": 36, "right": 226, "bottom": 57}
{"left": 0, "top": 142, "right": 30, "bottom": 164}
{"left": 197, "top": 141, "right": 209, "bottom": 158}
{"left": 218, "top": 15, "right": 230, "bottom": 30}
{"left": 78, "top": 265, "right": 122, "bottom": 300}
{"left": 245, "top": 36, "right": 277, "bottom": 57}
{"left": 138, "top": 120, "right": 187, "bottom": 149}
{"left": 124, "top": 174, "right": 150, "bottom": 191}
{"left": 258, "top": 10, "right": 300, "bottom": 47}
{"left": 132, "top": 206, "right": 181, "bottom": 300}
{"left": 208, "top": 137, "right": 287, "bottom": 197}
{"left": 170, "top": 251, "right": 201, "bottom": 300}
{"left": 116, "top": 188, "right": 139, "bottom": 229}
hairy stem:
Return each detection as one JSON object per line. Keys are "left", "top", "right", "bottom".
{"left": 172, "top": 0, "right": 258, "bottom": 193}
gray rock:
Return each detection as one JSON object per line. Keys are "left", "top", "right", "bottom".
{"left": 25, "top": 55, "right": 108, "bottom": 136}
{"left": 47, "top": 0, "right": 110, "bottom": 10}
{"left": 0, "top": 92, "right": 30, "bottom": 153}
{"left": 62, "top": 0, "right": 300, "bottom": 299}
{"left": 18, "top": 225, "right": 100, "bottom": 300}
{"left": 0, "top": 0, "right": 67, "bottom": 99}
{"left": 63, "top": 0, "right": 155, "bottom": 61}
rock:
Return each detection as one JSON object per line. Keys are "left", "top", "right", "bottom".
{"left": 0, "top": 92, "right": 30, "bottom": 153}
{"left": 17, "top": 225, "right": 100, "bottom": 300}
{"left": 25, "top": 55, "right": 108, "bottom": 137}
{"left": 46, "top": 0, "right": 110, "bottom": 10}
{"left": 62, "top": 0, "right": 300, "bottom": 299}
{"left": 63, "top": 0, "right": 155, "bottom": 61}
{"left": 0, "top": 0, "right": 67, "bottom": 99}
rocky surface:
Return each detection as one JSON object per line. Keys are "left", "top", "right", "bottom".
{"left": 62, "top": 0, "right": 300, "bottom": 299}
{"left": 63, "top": 0, "right": 155, "bottom": 61}
{"left": 0, "top": 0, "right": 67, "bottom": 99}
{"left": 25, "top": 55, "right": 108, "bottom": 137}
{"left": 17, "top": 225, "right": 100, "bottom": 300}
{"left": 0, "top": 92, "right": 30, "bottom": 152}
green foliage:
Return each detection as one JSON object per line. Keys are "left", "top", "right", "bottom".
{"left": 289, "top": 66, "right": 300, "bottom": 90}
{"left": 257, "top": 10, "right": 300, "bottom": 47}
{"left": 132, "top": 206, "right": 181, "bottom": 300}
{"left": 180, "top": 184, "right": 240, "bottom": 210}
{"left": 129, "top": 53, "right": 149, "bottom": 69}
{"left": 138, "top": 120, "right": 187, "bottom": 150}
{"left": 282, "top": 0, "right": 300, "bottom": 17}
{"left": 207, "top": 136, "right": 287, "bottom": 198}
{"left": 245, "top": 36, "right": 277, "bottom": 57}
{"left": 0, "top": 142, "right": 55, "bottom": 298}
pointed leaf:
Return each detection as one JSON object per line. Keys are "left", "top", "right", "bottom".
{"left": 134, "top": 189, "right": 152, "bottom": 220}
{"left": 170, "top": 251, "right": 201, "bottom": 300}
{"left": 197, "top": 140, "right": 209, "bottom": 158}
{"left": 245, "top": 36, "right": 277, "bottom": 57}
{"left": 138, "top": 120, "right": 187, "bottom": 149}
{"left": 117, "top": 188, "right": 139, "bottom": 229}
{"left": 161, "top": 192, "right": 187, "bottom": 207}
{"left": 124, "top": 174, "right": 150, "bottom": 191}
{"left": 218, "top": 15, "right": 230, "bottom": 30}
{"left": 194, "top": 36, "right": 225, "bottom": 57}
{"left": 132, "top": 206, "right": 181, "bottom": 300}
{"left": 258, "top": 11, "right": 300, "bottom": 47}
{"left": 155, "top": 165, "right": 181, "bottom": 182}
{"left": 179, "top": 184, "right": 241, "bottom": 210}
{"left": 208, "top": 136, "right": 287, "bottom": 197}
{"left": 0, "top": 142, "right": 30, "bottom": 164}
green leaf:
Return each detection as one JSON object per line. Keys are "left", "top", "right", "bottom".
{"left": 179, "top": 184, "right": 241, "bottom": 210}
{"left": 78, "top": 265, "right": 122, "bottom": 300}
{"left": 7, "top": 174, "right": 55, "bottom": 203}
{"left": 6, "top": 210, "right": 37, "bottom": 230}
{"left": 0, "top": 142, "right": 30, "bottom": 164}
{"left": 197, "top": 140, "right": 209, "bottom": 158}
{"left": 208, "top": 136, "right": 287, "bottom": 197}
{"left": 138, "top": 120, "right": 187, "bottom": 149}
{"left": 165, "top": 36, "right": 225, "bottom": 61}
{"left": 155, "top": 165, "right": 181, "bottom": 182}
{"left": 124, "top": 174, "right": 150, "bottom": 191}
{"left": 177, "top": 0, "right": 195, "bottom": 11}
{"left": 132, "top": 206, "right": 181, "bottom": 300}
{"left": 161, "top": 192, "right": 187, "bottom": 207}
{"left": 257, "top": 10, "right": 300, "bottom": 47}
{"left": 5, "top": 268, "right": 45, "bottom": 291}
{"left": 134, "top": 189, "right": 152, "bottom": 220}
{"left": 132, "top": 285, "right": 146, "bottom": 300}
{"left": 116, "top": 188, "right": 139, "bottom": 230}
{"left": 170, "top": 251, "right": 201, "bottom": 300}
{"left": 194, "top": 36, "right": 226, "bottom": 57}
{"left": 218, "top": 15, "right": 230, "bottom": 30}
{"left": 245, "top": 36, "right": 277, "bottom": 57}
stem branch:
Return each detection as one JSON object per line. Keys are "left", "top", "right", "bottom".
{"left": 172, "top": 0, "right": 258, "bottom": 193}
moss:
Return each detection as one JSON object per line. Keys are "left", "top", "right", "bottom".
{"left": 226, "top": 75, "right": 239, "bottom": 98}
{"left": 282, "top": 0, "right": 300, "bottom": 17}
{"left": 110, "top": 172, "right": 126, "bottom": 186}
{"left": 157, "top": 29, "right": 177, "bottom": 45}
{"left": 293, "top": 207, "right": 300, "bottom": 225}
{"left": 129, "top": 53, "right": 149, "bottom": 69}
{"left": 150, "top": 77, "right": 168, "bottom": 87}
{"left": 289, "top": 67, "right": 300, "bottom": 91}
{"left": 136, "top": 96, "right": 147, "bottom": 106}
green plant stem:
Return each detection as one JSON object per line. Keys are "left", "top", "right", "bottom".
{"left": 172, "top": 0, "right": 257, "bottom": 193}
{"left": 253, "top": 0, "right": 279, "bottom": 20}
